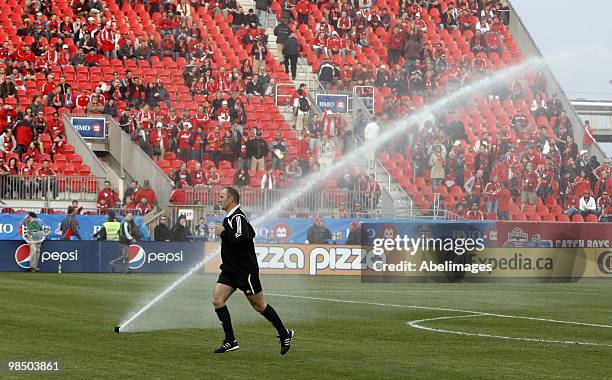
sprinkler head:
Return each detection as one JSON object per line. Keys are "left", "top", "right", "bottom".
{"left": 114, "top": 326, "right": 120, "bottom": 333}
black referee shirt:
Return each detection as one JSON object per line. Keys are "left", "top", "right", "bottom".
{"left": 220, "top": 205, "right": 258, "bottom": 274}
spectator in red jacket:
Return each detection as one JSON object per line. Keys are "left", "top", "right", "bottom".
{"left": 169, "top": 181, "right": 186, "bottom": 205}
{"left": 597, "top": 191, "right": 610, "bottom": 216}
{"left": 484, "top": 175, "right": 501, "bottom": 214}
{"left": 582, "top": 120, "right": 596, "bottom": 150}
{"left": 177, "top": 122, "right": 193, "bottom": 161}
{"left": 466, "top": 202, "right": 484, "bottom": 220}
{"left": 190, "top": 162, "right": 206, "bottom": 186}
{"left": 136, "top": 197, "right": 153, "bottom": 215}
{"left": 521, "top": 162, "right": 541, "bottom": 212}
{"left": 97, "top": 180, "right": 119, "bottom": 208}
{"left": 97, "top": 198, "right": 109, "bottom": 214}
{"left": 13, "top": 115, "right": 35, "bottom": 157}
{"left": 387, "top": 25, "right": 405, "bottom": 66}
{"left": 149, "top": 122, "right": 169, "bottom": 161}
{"left": 206, "top": 166, "right": 220, "bottom": 186}
{"left": 41, "top": 73, "right": 56, "bottom": 97}
{"left": 135, "top": 179, "right": 158, "bottom": 208}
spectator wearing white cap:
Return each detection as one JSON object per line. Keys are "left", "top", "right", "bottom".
{"left": 150, "top": 121, "right": 169, "bottom": 161}
{"left": 177, "top": 121, "right": 193, "bottom": 161}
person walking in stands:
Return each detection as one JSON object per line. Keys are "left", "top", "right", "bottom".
{"left": 109, "top": 212, "right": 138, "bottom": 273}
{"left": 93, "top": 211, "right": 121, "bottom": 241}
{"left": 282, "top": 32, "right": 301, "bottom": 80}
{"left": 58, "top": 206, "right": 82, "bottom": 240}
{"left": 273, "top": 18, "right": 291, "bottom": 63}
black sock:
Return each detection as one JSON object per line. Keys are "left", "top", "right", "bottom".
{"left": 261, "top": 304, "right": 287, "bottom": 337}
{"left": 215, "top": 306, "right": 235, "bottom": 341}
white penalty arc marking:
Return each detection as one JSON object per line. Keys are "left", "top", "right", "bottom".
{"left": 268, "top": 293, "right": 612, "bottom": 348}
{"left": 408, "top": 315, "right": 612, "bottom": 348}
{"left": 269, "top": 293, "right": 612, "bottom": 329}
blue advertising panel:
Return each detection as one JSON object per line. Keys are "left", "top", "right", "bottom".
{"left": 0, "top": 213, "right": 497, "bottom": 247}
{"left": 71, "top": 116, "right": 106, "bottom": 139}
{"left": 315, "top": 94, "right": 349, "bottom": 114}
{"left": 365, "top": 221, "right": 498, "bottom": 247}
{"left": 2, "top": 240, "right": 205, "bottom": 273}
{"left": 0, "top": 213, "right": 148, "bottom": 241}
{"left": 207, "top": 217, "right": 497, "bottom": 246}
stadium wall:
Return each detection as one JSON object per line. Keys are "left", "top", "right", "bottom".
{"left": 62, "top": 114, "right": 108, "bottom": 179}
{"left": 105, "top": 116, "right": 175, "bottom": 208}
{"left": 3, "top": 239, "right": 609, "bottom": 278}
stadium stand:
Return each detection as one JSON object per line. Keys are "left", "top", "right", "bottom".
{"left": 0, "top": 0, "right": 609, "bottom": 221}
{"left": 269, "top": 0, "right": 610, "bottom": 221}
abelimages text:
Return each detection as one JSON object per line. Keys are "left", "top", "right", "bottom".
{"left": 372, "top": 235, "right": 486, "bottom": 256}
{"left": 373, "top": 260, "right": 493, "bottom": 274}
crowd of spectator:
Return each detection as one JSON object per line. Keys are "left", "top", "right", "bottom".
{"left": 299, "top": 0, "right": 610, "bottom": 222}
{"left": 0, "top": 0, "right": 607, "bottom": 223}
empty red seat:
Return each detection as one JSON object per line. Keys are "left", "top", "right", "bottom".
{"left": 557, "top": 214, "right": 570, "bottom": 222}
{"left": 571, "top": 214, "right": 584, "bottom": 223}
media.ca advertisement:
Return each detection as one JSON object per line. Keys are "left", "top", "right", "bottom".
{"left": 361, "top": 222, "right": 608, "bottom": 280}
{"left": 203, "top": 244, "right": 608, "bottom": 280}
{"left": 1, "top": 241, "right": 205, "bottom": 273}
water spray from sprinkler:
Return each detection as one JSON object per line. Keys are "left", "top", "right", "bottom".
{"left": 115, "top": 56, "right": 547, "bottom": 333}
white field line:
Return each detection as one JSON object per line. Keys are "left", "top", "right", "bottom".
{"left": 268, "top": 293, "right": 612, "bottom": 329}
{"left": 291, "top": 289, "right": 603, "bottom": 295}
{"left": 268, "top": 293, "right": 612, "bottom": 348}
{"left": 407, "top": 315, "right": 612, "bottom": 348}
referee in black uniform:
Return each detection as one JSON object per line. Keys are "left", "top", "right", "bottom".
{"left": 212, "top": 187, "right": 294, "bottom": 354}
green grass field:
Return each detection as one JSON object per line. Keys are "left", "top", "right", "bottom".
{"left": 1, "top": 273, "right": 611, "bottom": 379}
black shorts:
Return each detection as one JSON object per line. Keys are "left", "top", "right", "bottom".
{"left": 217, "top": 271, "right": 262, "bottom": 296}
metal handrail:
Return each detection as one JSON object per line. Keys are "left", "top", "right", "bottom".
{"left": 1, "top": 174, "right": 103, "bottom": 201}
{"left": 352, "top": 86, "right": 375, "bottom": 115}
{"left": 274, "top": 83, "right": 297, "bottom": 109}
{"left": 163, "top": 205, "right": 459, "bottom": 222}
{"left": 0, "top": 206, "right": 144, "bottom": 216}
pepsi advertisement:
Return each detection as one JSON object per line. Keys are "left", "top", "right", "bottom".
{"left": 71, "top": 116, "right": 106, "bottom": 139}
{"left": 315, "top": 94, "right": 349, "bottom": 114}
{"left": 7, "top": 240, "right": 205, "bottom": 273}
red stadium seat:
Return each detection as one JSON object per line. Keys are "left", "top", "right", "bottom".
{"left": 571, "top": 214, "right": 584, "bottom": 223}
{"left": 557, "top": 214, "right": 570, "bottom": 222}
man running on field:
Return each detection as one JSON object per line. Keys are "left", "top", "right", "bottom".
{"left": 212, "top": 186, "right": 294, "bottom": 354}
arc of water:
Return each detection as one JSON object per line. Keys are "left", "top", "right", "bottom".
{"left": 117, "top": 57, "right": 546, "bottom": 332}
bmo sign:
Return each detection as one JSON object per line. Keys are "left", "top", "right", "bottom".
{"left": 316, "top": 94, "right": 349, "bottom": 114}
{"left": 71, "top": 116, "right": 106, "bottom": 139}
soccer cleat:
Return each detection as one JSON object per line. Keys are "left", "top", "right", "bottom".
{"left": 214, "top": 340, "right": 239, "bottom": 353}
{"left": 279, "top": 329, "right": 294, "bottom": 355}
